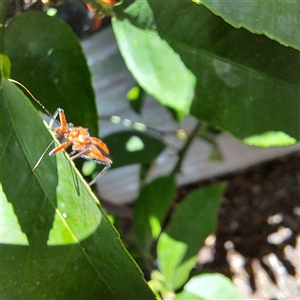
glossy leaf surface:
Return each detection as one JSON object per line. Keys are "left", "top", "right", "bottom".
{"left": 0, "top": 80, "right": 155, "bottom": 299}
{"left": 4, "top": 12, "right": 98, "bottom": 136}
{"left": 149, "top": 1, "right": 300, "bottom": 141}
{"left": 0, "top": 54, "right": 11, "bottom": 79}
{"left": 134, "top": 175, "right": 177, "bottom": 254}
{"left": 114, "top": 0, "right": 300, "bottom": 142}
{"left": 112, "top": 18, "right": 196, "bottom": 118}
{"left": 176, "top": 273, "right": 243, "bottom": 300}
{"left": 157, "top": 183, "right": 225, "bottom": 291}
{"left": 200, "top": 0, "right": 300, "bottom": 51}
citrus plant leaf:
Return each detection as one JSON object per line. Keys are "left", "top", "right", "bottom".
{"left": 103, "top": 130, "right": 165, "bottom": 168}
{"left": 0, "top": 79, "right": 155, "bottom": 299}
{"left": 112, "top": 18, "right": 196, "bottom": 118}
{"left": 243, "top": 131, "right": 297, "bottom": 147}
{"left": 149, "top": 0, "right": 300, "bottom": 142}
{"left": 0, "top": 54, "right": 11, "bottom": 79}
{"left": 133, "top": 175, "right": 177, "bottom": 254}
{"left": 200, "top": 0, "right": 300, "bottom": 51}
{"left": 157, "top": 183, "right": 226, "bottom": 291}
{"left": 176, "top": 273, "right": 243, "bottom": 300}
{"left": 4, "top": 11, "right": 98, "bottom": 136}
{"left": 114, "top": 1, "right": 300, "bottom": 142}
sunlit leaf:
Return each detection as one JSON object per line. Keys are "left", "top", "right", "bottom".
{"left": 201, "top": 0, "right": 300, "bottom": 51}
{"left": 114, "top": 0, "right": 300, "bottom": 142}
{"left": 176, "top": 273, "right": 243, "bottom": 300}
{"left": 0, "top": 54, "right": 11, "bottom": 79}
{"left": 244, "top": 131, "right": 297, "bottom": 147}
{"left": 112, "top": 18, "right": 196, "bottom": 118}
{"left": 157, "top": 183, "right": 225, "bottom": 291}
{"left": 134, "top": 176, "right": 177, "bottom": 254}
{"left": 148, "top": 0, "right": 300, "bottom": 141}
{"left": 0, "top": 185, "right": 29, "bottom": 245}
{"left": 126, "top": 135, "right": 144, "bottom": 151}
{"left": 0, "top": 79, "right": 155, "bottom": 299}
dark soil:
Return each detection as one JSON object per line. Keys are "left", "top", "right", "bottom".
{"left": 189, "top": 151, "right": 300, "bottom": 299}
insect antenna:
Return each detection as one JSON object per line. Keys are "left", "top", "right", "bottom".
{"left": 9, "top": 79, "right": 62, "bottom": 170}
{"left": 8, "top": 79, "right": 60, "bottom": 127}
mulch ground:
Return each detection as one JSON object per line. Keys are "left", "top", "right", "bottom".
{"left": 189, "top": 151, "right": 300, "bottom": 299}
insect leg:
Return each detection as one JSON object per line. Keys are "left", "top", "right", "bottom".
{"left": 69, "top": 147, "right": 92, "bottom": 161}
{"left": 88, "top": 163, "right": 111, "bottom": 186}
{"left": 49, "top": 141, "right": 71, "bottom": 156}
{"left": 32, "top": 140, "right": 55, "bottom": 170}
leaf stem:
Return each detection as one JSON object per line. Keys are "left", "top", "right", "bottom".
{"left": 171, "top": 120, "right": 203, "bottom": 175}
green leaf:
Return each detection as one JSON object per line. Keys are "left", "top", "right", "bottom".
{"left": 0, "top": 79, "right": 155, "bottom": 299}
{"left": 103, "top": 130, "right": 165, "bottom": 168}
{"left": 127, "top": 85, "right": 146, "bottom": 114}
{"left": 243, "top": 131, "right": 297, "bottom": 147}
{"left": 176, "top": 290, "right": 204, "bottom": 300}
{"left": 4, "top": 11, "right": 98, "bottom": 136}
{"left": 0, "top": 0, "right": 5, "bottom": 54}
{"left": 114, "top": 0, "right": 156, "bottom": 30}
{"left": 114, "top": 1, "right": 300, "bottom": 142}
{"left": 176, "top": 273, "right": 243, "bottom": 300}
{"left": 133, "top": 176, "right": 177, "bottom": 253}
{"left": 157, "top": 183, "right": 225, "bottom": 291}
{"left": 201, "top": 0, "right": 300, "bottom": 51}
{"left": 0, "top": 54, "right": 11, "bottom": 79}
{"left": 112, "top": 18, "right": 196, "bottom": 118}
{"left": 148, "top": 1, "right": 300, "bottom": 141}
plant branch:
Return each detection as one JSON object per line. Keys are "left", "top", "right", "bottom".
{"left": 171, "top": 120, "right": 203, "bottom": 175}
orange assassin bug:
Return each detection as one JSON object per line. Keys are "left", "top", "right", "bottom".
{"left": 9, "top": 79, "right": 112, "bottom": 186}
